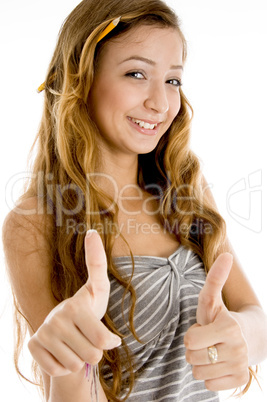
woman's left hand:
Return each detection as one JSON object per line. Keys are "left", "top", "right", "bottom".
{"left": 184, "top": 253, "right": 250, "bottom": 391}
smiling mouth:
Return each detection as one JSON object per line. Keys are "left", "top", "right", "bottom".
{"left": 128, "top": 117, "right": 159, "bottom": 130}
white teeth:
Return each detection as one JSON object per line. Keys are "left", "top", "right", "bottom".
{"left": 144, "top": 123, "right": 152, "bottom": 129}
{"left": 130, "top": 118, "right": 157, "bottom": 130}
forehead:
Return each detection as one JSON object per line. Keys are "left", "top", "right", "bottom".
{"left": 97, "top": 25, "right": 184, "bottom": 67}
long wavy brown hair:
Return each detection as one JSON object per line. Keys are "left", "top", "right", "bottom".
{"left": 10, "top": 0, "right": 256, "bottom": 400}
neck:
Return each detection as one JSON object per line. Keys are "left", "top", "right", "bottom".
{"left": 95, "top": 151, "right": 139, "bottom": 197}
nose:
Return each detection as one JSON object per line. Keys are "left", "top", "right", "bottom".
{"left": 144, "top": 82, "right": 169, "bottom": 114}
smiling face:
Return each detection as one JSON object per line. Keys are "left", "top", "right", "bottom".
{"left": 89, "top": 25, "right": 184, "bottom": 159}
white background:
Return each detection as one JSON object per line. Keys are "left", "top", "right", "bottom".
{"left": 0, "top": 0, "right": 266, "bottom": 400}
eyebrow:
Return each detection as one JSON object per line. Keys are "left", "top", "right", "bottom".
{"left": 119, "top": 55, "right": 183, "bottom": 70}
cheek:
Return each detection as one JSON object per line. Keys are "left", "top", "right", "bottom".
{"left": 169, "top": 92, "right": 181, "bottom": 120}
{"left": 91, "top": 75, "right": 118, "bottom": 107}
{"left": 115, "top": 84, "right": 143, "bottom": 110}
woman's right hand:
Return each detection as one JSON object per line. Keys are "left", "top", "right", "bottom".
{"left": 28, "top": 230, "right": 121, "bottom": 377}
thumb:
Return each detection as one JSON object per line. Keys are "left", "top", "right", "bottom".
{"left": 83, "top": 229, "right": 110, "bottom": 319}
{"left": 85, "top": 230, "right": 109, "bottom": 287}
{"left": 197, "top": 252, "right": 233, "bottom": 326}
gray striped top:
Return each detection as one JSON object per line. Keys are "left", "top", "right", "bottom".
{"left": 103, "top": 245, "right": 219, "bottom": 401}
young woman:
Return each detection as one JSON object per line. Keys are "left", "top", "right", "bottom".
{"left": 3, "top": 0, "right": 267, "bottom": 401}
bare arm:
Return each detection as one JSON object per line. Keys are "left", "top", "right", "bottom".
{"left": 201, "top": 175, "right": 267, "bottom": 364}
{"left": 183, "top": 176, "right": 267, "bottom": 392}
{"left": 221, "top": 231, "right": 267, "bottom": 366}
{"left": 2, "top": 198, "right": 116, "bottom": 401}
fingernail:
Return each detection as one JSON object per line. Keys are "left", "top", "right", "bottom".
{"left": 111, "top": 336, "right": 122, "bottom": 348}
{"left": 86, "top": 229, "right": 98, "bottom": 238}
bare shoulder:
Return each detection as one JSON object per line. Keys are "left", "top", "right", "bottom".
{"left": 2, "top": 196, "right": 53, "bottom": 239}
{"left": 2, "top": 196, "right": 53, "bottom": 266}
{"left": 2, "top": 196, "right": 57, "bottom": 332}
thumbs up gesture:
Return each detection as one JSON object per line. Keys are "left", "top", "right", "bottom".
{"left": 184, "top": 253, "right": 249, "bottom": 391}
{"left": 28, "top": 230, "right": 121, "bottom": 377}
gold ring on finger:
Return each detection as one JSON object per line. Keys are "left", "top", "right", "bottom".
{"left": 207, "top": 345, "right": 218, "bottom": 364}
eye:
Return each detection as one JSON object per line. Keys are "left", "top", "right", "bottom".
{"left": 167, "top": 78, "right": 183, "bottom": 87}
{"left": 125, "top": 71, "right": 145, "bottom": 79}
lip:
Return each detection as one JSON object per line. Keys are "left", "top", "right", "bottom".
{"left": 128, "top": 116, "right": 162, "bottom": 125}
{"left": 127, "top": 116, "right": 161, "bottom": 136}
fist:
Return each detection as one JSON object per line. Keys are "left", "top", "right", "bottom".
{"left": 28, "top": 230, "right": 121, "bottom": 377}
{"left": 184, "top": 253, "right": 249, "bottom": 391}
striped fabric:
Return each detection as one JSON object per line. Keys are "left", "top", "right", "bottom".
{"left": 103, "top": 246, "right": 219, "bottom": 401}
